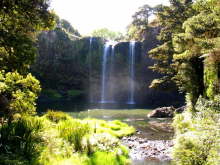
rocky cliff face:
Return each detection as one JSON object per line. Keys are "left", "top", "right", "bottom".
{"left": 34, "top": 28, "right": 184, "bottom": 107}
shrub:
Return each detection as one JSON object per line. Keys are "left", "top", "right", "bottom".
{"left": 57, "top": 119, "right": 90, "bottom": 152}
{"left": 0, "top": 71, "right": 41, "bottom": 119}
{"left": 44, "top": 110, "right": 72, "bottom": 123}
{"left": 173, "top": 111, "right": 193, "bottom": 134}
{"left": 172, "top": 96, "right": 220, "bottom": 165}
{"left": 0, "top": 116, "right": 44, "bottom": 161}
{"left": 173, "top": 130, "right": 219, "bottom": 165}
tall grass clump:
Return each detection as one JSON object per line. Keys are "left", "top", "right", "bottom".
{"left": 0, "top": 116, "right": 45, "bottom": 164}
{"left": 57, "top": 119, "right": 90, "bottom": 152}
{"left": 43, "top": 110, "right": 72, "bottom": 123}
{"left": 172, "top": 96, "right": 220, "bottom": 165}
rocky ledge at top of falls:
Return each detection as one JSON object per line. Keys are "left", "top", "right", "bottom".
{"left": 121, "top": 135, "right": 173, "bottom": 162}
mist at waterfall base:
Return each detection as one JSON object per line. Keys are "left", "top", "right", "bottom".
{"left": 90, "top": 39, "right": 140, "bottom": 109}
{"left": 88, "top": 38, "right": 183, "bottom": 109}
{"left": 99, "top": 41, "right": 136, "bottom": 104}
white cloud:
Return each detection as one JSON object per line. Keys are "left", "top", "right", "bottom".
{"left": 51, "top": 0, "right": 169, "bottom": 35}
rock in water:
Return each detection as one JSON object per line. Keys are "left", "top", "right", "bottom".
{"left": 148, "top": 106, "right": 175, "bottom": 118}
{"left": 175, "top": 106, "right": 186, "bottom": 113}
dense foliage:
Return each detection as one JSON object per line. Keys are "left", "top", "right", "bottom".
{"left": 91, "top": 28, "right": 124, "bottom": 41}
{"left": 0, "top": 71, "right": 41, "bottom": 120}
{"left": 0, "top": 112, "right": 134, "bottom": 165}
{"left": 173, "top": 96, "right": 220, "bottom": 165}
{"left": 127, "top": 4, "right": 154, "bottom": 41}
{"left": 172, "top": 0, "right": 220, "bottom": 108}
{"left": 148, "top": 0, "right": 220, "bottom": 108}
{"left": 128, "top": 1, "right": 220, "bottom": 164}
{"left": 0, "top": 0, "right": 55, "bottom": 73}
{"left": 128, "top": 0, "right": 220, "bottom": 108}
{"left": 0, "top": 0, "right": 54, "bottom": 119}
{"left": 148, "top": 0, "right": 195, "bottom": 91}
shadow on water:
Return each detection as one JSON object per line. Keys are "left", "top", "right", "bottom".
{"left": 37, "top": 100, "right": 88, "bottom": 113}
{"left": 37, "top": 101, "right": 173, "bottom": 165}
{"left": 37, "top": 100, "right": 159, "bottom": 112}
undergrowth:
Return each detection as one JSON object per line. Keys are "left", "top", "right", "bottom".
{"left": 0, "top": 110, "right": 134, "bottom": 165}
{"left": 172, "top": 96, "right": 220, "bottom": 165}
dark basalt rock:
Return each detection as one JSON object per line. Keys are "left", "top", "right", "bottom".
{"left": 148, "top": 106, "right": 175, "bottom": 118}
{"left": 148, "top": 106, "right": 186, "bottom": 118}
{"left": 175, "top": 106, "right": 186, "bottom": 114}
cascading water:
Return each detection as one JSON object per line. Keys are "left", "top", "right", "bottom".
{"left": 100, "top": 41, "right": 136, "bottom": 105}
{"left": 89, "top": 37, "right": 93, "bottom": 103}
{"left": 100, "top": 42, "right": 111, "bottom": 103}
{"left": 127, "top": 41, "right": 136, "bottom": 104}
{"left": 109, "top": 45, "right": 115, "bottom": 103}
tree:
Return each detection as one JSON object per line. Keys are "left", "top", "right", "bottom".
{"left": 60, "top": 19, "right": 80, "bottom": 37}
{"left": 149, "top": 0, "right": 194, "bottom": 87}
{"left": 127, "top": 4, "right": 154, "bottom": 40}
{"left": 0, "top": 0, "right": 55, "bottom": 74}
{"left": 149, "top": 0, "right": 220, "bottom": 109}
{"left": 0, "top": 0, "right": 55, "bottom": 119}
{"left": 91, "top": 28, "right": 124, "bottom": 41}
{"left": 172, "top": 0, "right": 220, "bottom": 106}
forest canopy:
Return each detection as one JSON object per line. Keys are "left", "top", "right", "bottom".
{"left": 127, "top": 0, "right": 220, "bottom": 108}
{"left": 0, "top": 0, "right": 55, "bottom": 74}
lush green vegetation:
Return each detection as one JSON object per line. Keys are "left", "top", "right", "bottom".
{"left": 0, "top": 111, "right": 134, "bottom": 165}
{"left": 0, "top": 1, "right": 134, "bottom": 164}
{"left": 91, "top": 28, "right": 124, "bottom": 41}
{"left": 172, "top": 96, "right": 220, "bottom": 165}
{"left": 128, "top": 0, "right": 220, "bottom": 164}
{"left": 0, "top": 0, "right": 55, "bottom": 74}
{"left": 1, "top": 0, "right": 220, "bottom": 164}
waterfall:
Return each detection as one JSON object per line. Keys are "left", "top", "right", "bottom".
{"left": 100, "top": 43, "right": 111, "bottom": 103}
{"left": 128, "top": 41, "right": 136, "bottom": 104}
{"left": 109, "top": 45, "right": 115, "bottom": 102}
{"left": 89, "top": 37, "right": 93, "bottom": 103}
{"left": 100, "top": 41, "right": 136, "bottom": 105}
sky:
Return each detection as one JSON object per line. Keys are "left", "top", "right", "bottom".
{"left": 51, "top": 0, "right": 169, "bottom": 35}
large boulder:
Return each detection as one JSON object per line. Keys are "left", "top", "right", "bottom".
{"left": 148, "top": 106, "right": 186, "bottom": 118}
{"left": 148, "top": 106, "right": 175, "bottom": 118}
{"left": 175, "top": 106, "right": 186, "bottom": 113}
